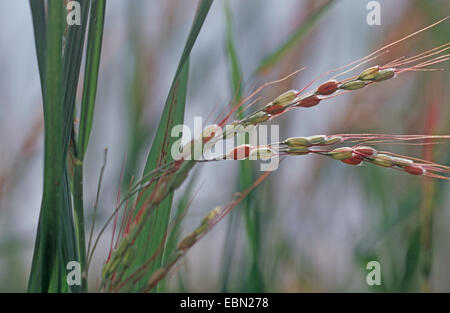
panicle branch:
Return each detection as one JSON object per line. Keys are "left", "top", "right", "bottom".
{"left": 205, "top": 134, "right": 450, "bottom": 180}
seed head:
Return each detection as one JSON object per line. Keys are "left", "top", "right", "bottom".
{"left": 147, "top": 268, "right": 166, "bottom": 286}
{"left": 306, "top": 135, "right": 327, "bottom": 145}
{"left": 316, "top": 80, "right": 339, "bottom": 95}
{"left": 391, "top": 156, "right": 413, "bottom": 167}
{"left": 102, "top": 262, "right": 110, "bottom": 280}
{"left": 358, "top": 66, "right": 380, "bottom": 81}
{"left": 178, "top": 233, "right": 196, "bottom": 250}
{"left": 354, "top": 146, "right": 377, "bottom": 158}
{"left": 201, "top": 206, "right": 221, "bottom": 226}
{"left": 249, "top": 148, "right": 274, "bottom": 160}
{"left": 151, "top": 179, "right": 169, "bottom": 204}
{"left": 324, "top": 136, "right": 343, "bottom": 145}
{"left": 296, "top": 94, "right": 321, "bottom": 108}
{"left": 285, "top": 137, "right": 310, "bottom": 147}
{"left": 263, "top": 103, "right": 286, "bottom": 115}
{"left": 404, "top": 164, "right": 425, "bottom": 176}
{"left": 285, "top": 147, "right": 310, "bottom": 155}
{"left": 171, "top": 161, "right": 196, "bottom": 190}
{"left": 341, "top": 153, "right": 363, "bottom": 165}
{"left": 373, "top": 68, "right": 395, "bottom": 82}
{"left": 339, "top": 80, "right": 367, "bottom": 90}
{"left": 328, "top": 147, "right": 354, "bottom": 160}
{"left": 245, "top": 111, "right": 270, "bottom": 124}
{"left": 372, "top": 154, "right": 394, "bottom": 167}
{"left": 194, "top": 206, "right": 221, "bottom": 236}
{"left": 123, "top": 246, "right": 136, "bottom": 267}
{"left": 273, "top": 90, "right": 298, "bottom": 106}
{"left": 107, "top": 257, "right": 121, "bottom": 276}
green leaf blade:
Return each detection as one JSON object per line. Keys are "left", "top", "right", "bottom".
{"left": 28, "top": 0, "right": 65, "bottom": 293}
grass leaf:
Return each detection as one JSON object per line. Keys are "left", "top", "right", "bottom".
{"left": 131, "top": 60, "right": 190, "bottom": 291}
{"left": 224, "top": 0, "right": 242, "bottom": 104}
{"left": 77, "top": 0, "right": 107, "bottom": 158}
{"left": 28, "top": 0, "right": 65, "bottom": 293}
{"left": 29, "top": 0, "right": 47, "bottom": 100}
{"left": 28, "top": 0, "right": 103, "bottom": 293}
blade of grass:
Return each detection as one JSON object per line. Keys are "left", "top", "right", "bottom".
{"left": 130, "top": 0, "right": 213, "bottom": 292}
{"left": 132, "top": 60, "right": 190, "bottom": 292}
{"left": 140, "top": 1, "right": 211, "bottom": 182}
{"left": 29, "top": 0, "right": 47, "bottom": 100}
{"left": 77, "top": 0, "right": 107, "bottom": 157}
{"left": 29, "top": 0, "right": 100, "bottom": 293}
{"left": 27, "top": 0, "right": 48, "bottom": 293}
{"left": 63, "top": 0, "right": 91, "bottom": 151}
{"left": 255, "top": 0, "right": 334, "bottom": 74}
{"left": 28, "top": 0, "right": 65, "bottom": 293}
{"left": 224, "top": 0, "right": 242, "bottom": 106}
{"left": 73, "top": 0, "right": 106, "bottom": 292}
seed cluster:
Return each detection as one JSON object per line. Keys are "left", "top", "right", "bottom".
{"left": 284, "top": 135, "right": 342, "bottom": 147}
{"left": 219, "top": 135, "right": 343, "bottom": 160}
{"left": 234, "top": 65, "right": 397, "bottom": 131}
{"left": 217, "top": 134, "right": 430, "bottom": 178}
{"left": 296, "top": 66, "right": 396, "bottom": 107}
{"left": 326, "top": 146, "right": 426, "bottom": 176}
{"left": 177, "top": 206, "right": 221, "bottom": 250}
{"left": 221, "top": 144, "right": 274, "bottom": 160}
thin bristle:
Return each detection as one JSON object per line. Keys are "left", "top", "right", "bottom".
{"left": 365, "top": 16, "right": 449, "bottom": 60}
{"left": 385, "top": 42, "right": 450, "bottom": 68}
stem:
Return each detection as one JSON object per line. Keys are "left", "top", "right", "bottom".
{"left": 73, "top": 0, "right": 107, "bottom": 292}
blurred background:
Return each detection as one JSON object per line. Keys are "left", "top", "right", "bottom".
{"left": 1, "top": 0, "right": 449, "bottom": 292}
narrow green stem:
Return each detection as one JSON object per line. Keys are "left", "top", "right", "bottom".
{"left": 73, "top": 0, "right": 107, "bottom": 292}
